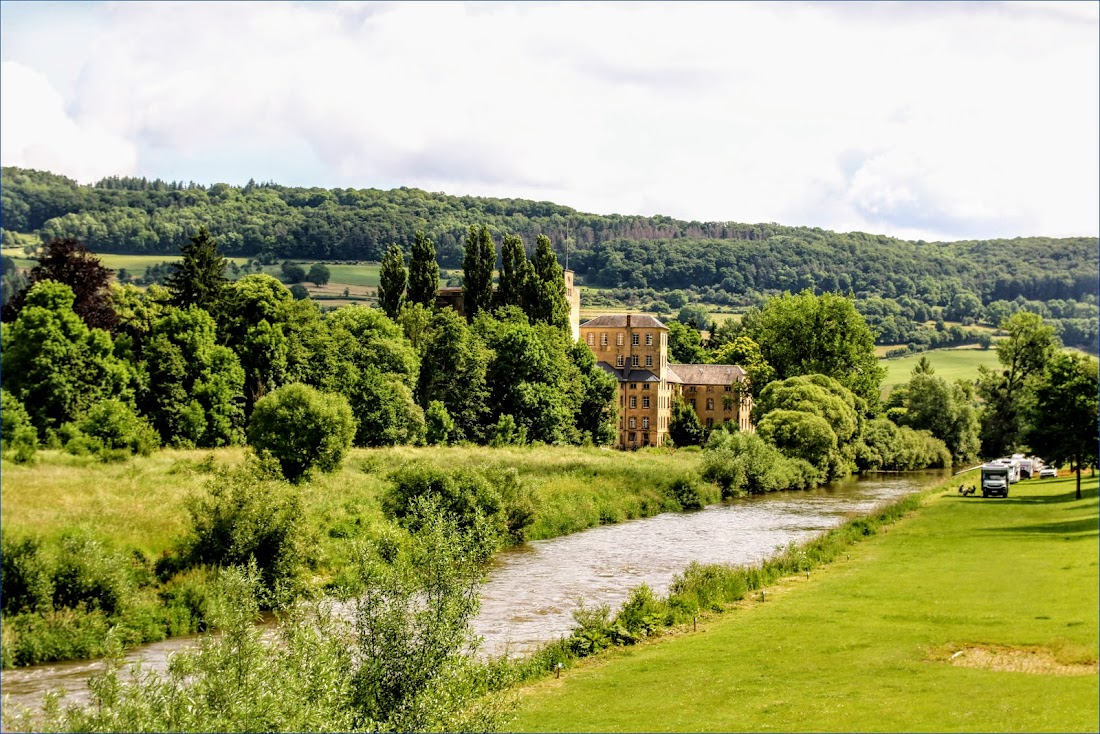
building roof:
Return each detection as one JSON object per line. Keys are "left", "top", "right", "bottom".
{"left": 595, "top": 363, "right": 663, "bottom": 383}
{"left": 580, "top": 314, "right": 667, "bottom": 329}
{"left": 669, "top": 363, "right": 747, "bottom": 385}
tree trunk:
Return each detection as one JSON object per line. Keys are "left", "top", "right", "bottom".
{"left": 1076, "top": 451, "right": 1082, "bottom": 500}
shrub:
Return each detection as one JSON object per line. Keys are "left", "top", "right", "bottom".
{"left": 247, "top": 383, "right": 357, "bottom": 482}
{"left": 68, "top": 399, "right": 160, "bottom": 459}
{"left": 424, "top": 400, "right": 454, "bottom": 445}
{"left": 51, "top": 534, "right": 132, "bottom": 616}
{"left": 179, "top": 460, "right": 308, "bottom": 600}
{"left": 1, "top": 534, "right": 54, "bottom": 615}
{"left": 1, "top": 388, "right": 38, "bottom": 463}
{"left": 665, "top": 475, "right": 712, "bottom": 510}
{"left": 702, "top": 430, "right": 820, "bottom": 496}
{"left": 383, "top": 462, "right": 537, "bottom": 543}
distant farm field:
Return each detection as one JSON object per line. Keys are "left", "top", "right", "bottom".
{"left": 880, "top": 347, "right": 1002, "bottom": 391}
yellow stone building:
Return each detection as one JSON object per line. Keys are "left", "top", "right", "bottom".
{"left": 580, "top": 314, "right": 754, "bottom": 449}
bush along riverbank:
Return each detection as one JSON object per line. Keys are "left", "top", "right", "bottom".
{"left": 493, "top": 478, "right": 935, "bottom": 687}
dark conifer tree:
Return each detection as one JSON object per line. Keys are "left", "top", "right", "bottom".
{"left": 495, "top": 234, "right": 528, "bottom": 310}
{"left": 407, "top": 230, "right": 440, "bottom": 308}
{"left": 165, "top": 227, "right": 228, "bottom": 317}
{"left": 530, "top": 235, "right": 569, "bottom": 331}
{"left": 462, "top": 224, "right": 494, "bottom": 321}
{"left": 378, "top": 243, "right": 407, "bottom": 320}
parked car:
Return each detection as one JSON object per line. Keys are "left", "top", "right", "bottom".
{"left": 1039, "top": 466, "right": 1058, "bottom": 478}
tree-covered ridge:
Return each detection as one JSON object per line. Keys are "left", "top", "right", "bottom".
{"left": 3, "top": 166, "right": 1095, "bottom": 308}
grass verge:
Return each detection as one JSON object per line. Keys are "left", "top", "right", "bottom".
{"left": 509, "top": 473, "right": 1099, "bottom": 732}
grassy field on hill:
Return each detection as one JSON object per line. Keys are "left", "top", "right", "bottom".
{"left": 880, "top": 347, "right": 1004, "bottom": 390}
{"left": 0, "top": 445, "right": 702, "bottom": 574}
{"left": 510, "top": 473, "right": 1099, "bottom": 732}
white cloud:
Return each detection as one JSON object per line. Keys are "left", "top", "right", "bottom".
{"left": 0, "top": 61, "right": 138, "bottom": 182}
{"left": 1, "top": 1, "right": 1096, "bottom": 240}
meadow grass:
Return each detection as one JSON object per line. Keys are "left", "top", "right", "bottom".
{"left": 509, "top": 473, "right": 1099, "bottom": 732}
{"left": 0, "top": 445, "right": 701, "bottom": 573}
{"left": 880, "top": 347, "right": 1003, "bottom": 389}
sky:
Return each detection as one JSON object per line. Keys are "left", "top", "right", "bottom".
{"left": 1, "top": 1, "right": 1097, "bottom": 242}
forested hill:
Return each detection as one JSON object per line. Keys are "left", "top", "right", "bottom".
{"left": 2, "top": 166, "right": 1096, "bottom": 305}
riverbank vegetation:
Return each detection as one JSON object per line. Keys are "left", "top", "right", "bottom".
{"left": 0, "top": 444, "right": 704, "bottom": 667}
{"left": 510, "top": 473, "right": 1099, "bottom": 732}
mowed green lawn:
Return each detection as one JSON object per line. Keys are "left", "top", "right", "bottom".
{"left": 880, "top": 347, "right": 1003, "bottom": 390}
{"left": 511, "top": 474, "right": 1099, "bottom": 732}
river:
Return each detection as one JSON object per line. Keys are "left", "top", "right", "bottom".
{"left": 1, "top": 470, "right": 946, "bottom": 715}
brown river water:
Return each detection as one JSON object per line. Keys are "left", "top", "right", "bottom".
{"left": 1, "top": 470, "right": 947, "bottom": 716}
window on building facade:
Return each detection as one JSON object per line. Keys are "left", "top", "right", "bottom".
{"left": 630, "top": 382, "right": 637, "bottom": 389}
{"left": 642, "top": 396, "right": 650, "bottom": 408}
{"left": 645, "top": 333, "right": 653, "bottom": 345}
{"left": 724, "top": 385, "right": 732, "bottom": 392}
{"left": 601, "top": 333, "right": 608, "bottom": 346}
{"left": 688, "top": 386, "right": 696, "bottom": 393}
{"left": 586, "top": 333, "right": 594, "bottom": 346}
{"left": 689, "top": 398, "right": 696, "bottom": 408}
{"left": 645, "top": 355, "right": 653, "bottom": 367}
{"left": 632, "top": 355, "right": 639, "bottom": 367}
{"left": 628, "top": 432, "right": 636, "bottom": 442}
{"left": 706, "top": 385, "right": 714, "bottom": 392}
{"left": 706, "top": 418, "right": 713, "bottom": 429}
{"left": 632, "top": 334, "right": 639, "bottom": 345}
{"left": 629, "top": 417, "right": 636, "bottom": 429}
{"left": 617, "top": 333, "right": 624, "bottom": 346}
{"left": 642, "top": 417, "right": 649, "bottom": 429}
{"left": 629, "top": 396, "right": 637, "bottom": 409}
{"left": 616, "top": 355, "right": 625, "bottom": 367}
{"left": 642, "top": 383, "right": 650, "bottom": 390}
{"left": 706, "top": 398, "right": 714, "bottom": 410}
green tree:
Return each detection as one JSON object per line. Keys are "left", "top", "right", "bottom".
{"left": 495, "top": 234, "right": 529, "bottom": 311}
{"left": 676, "top": 304, "right": 710, "bottom": 333}
{"left": 667, "top": 321, "right": 709, "bottom": 363}
{"left": 417, "top": 308, "right": 492, "bottom": 443}
{"left": 710, "top": 335, "right": 775, "bottom": 398}
{"left": 142, "top": 305, "right": 246, "bottom": 447}
{"left": 378, "top": 244, "right": 407, "bottom": 320}
{"left": 280, "top": 261, "right": 307, "bottom": 284}
{"left": 887, "top": 370, "right": 981, "bottom": 464}
{"left": 1, "top": 280, "right": 134, "bottom": 434}
{"left": 307, "top": 263, "right": 331, "bottom": 287}
{"left": 222, "top": 274, "right": 293, "bottom": 411}
{"left": 247, "top": 383, "right": 357, "bottom": 482}
{"left": 1024, "top": 353, "right": 1098, "bottom": 499}
{"left": 166, "top": 228, "right": 228, "bottom": 317}
{"left": 757, "top": 409, "right": 837, "bottom": 478}
{"left": 741, "top": 290, "right": 884, "bottom": 408}
{"left": 977, "top": 311, "right": 1059, "bottom": 457}
{"left": 568, "top": 340, "right": 618, "bottom": 445}
{"left": 669, "top": 393, "right": 705, "bottom": 447}
{"left": 462, "top": 225, "right": 495, "bottom": 322}
{"left": 289, "top": 283, "right": 309, "bottom": 300}
{"left": 529, "top": 235, "right": 569, "bottom": 331}
{"left": 407, "top": 230, "right": 440, "bottom": 308}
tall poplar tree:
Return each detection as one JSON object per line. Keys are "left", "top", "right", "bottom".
{"left": 495, "top": 234, "right": 528, "bottom": 310}
{"left": 462, "top": 224, "right": 494, "bottom": 322}
{"left": 530, "top": 235, "right": 569, "bottom": 331}
{"left": 378, "top": 244, "right": 407, "bottom": 320}
{"left": 407, "top": 231, "right": 440, "bottom": 308}
{"left": 166, "top": 227, "right": 229, "bottom": 318}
